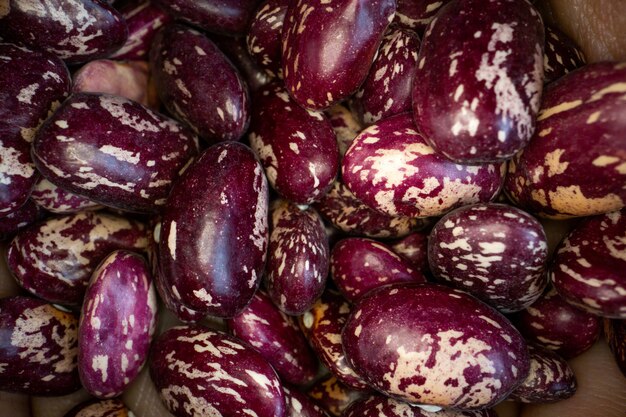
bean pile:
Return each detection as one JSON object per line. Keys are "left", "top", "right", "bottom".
{"left": 0, "top": 1, "right": 624, "bottom": 417}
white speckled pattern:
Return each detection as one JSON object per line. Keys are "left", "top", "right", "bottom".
{"left": 343, "top": 284, "right": 529, "bottom": 409}
{"left": 150, "top": 326, "right": 286, "bottom": 417}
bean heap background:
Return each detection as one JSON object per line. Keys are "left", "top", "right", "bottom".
{"left": 0, "top": 1, "right": 625, "bottom": 417}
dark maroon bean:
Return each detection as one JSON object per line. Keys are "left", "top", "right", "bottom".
{"left": 284, "top": 385, "right": 330, "bottom": 417}
{"left": 0, "top": 43, "right": 70, "bottom": 218}
{"left": 7, "top": 211, "right": 148, "bottom": 306}
{"left": 299, "top": 291, "right": 368, "bottom": 390}
{"left": 211, "top": 34, "right": 272, "bottom": 93}
{"left": 331, "top": 238, "right": 426, "bottom": 303}
{"left": 0, "top": 0, "right": 128, "bottom": 64}
{"left": 158, "top": 142, "right": 268, "bottom": 317}
{"left": 353, "top": 26, "right": 420, "bottom": 125}
{"left": 342, "top": 113, "right": 505, "bottom": 218}
{"left": 551, "top": 209, "right": 626, "bottom": 318}
{"left": 64, "top": 398, "right": 130, "bottom": 417}
{"left": 32, "top": 92, "right": 198, "bottom": 214}
{"left": 344, "top": 395, "right": 498, "bottom": 417}
{"left": 150, "top": 24, "right": 250, "bottom": 143}
{"left": 343, "top": 283, "right": 530, "bottom": 409}
{"left": 153, "top": 0, "right": 262, "bottom": 36}
{"left": 0, "top": 296, "right": 80, "bottom": 395}
{"left": 512, "top": 287, "right": 601, "bottom": 359}
{"left": 509, "top": 344, "right": 576, "bottom": 403}
{"left": 505, "top": 62, "right": 626, "bottom": 218}
{"left": 389, "top": 232, "right": 429, "bottom": 273}
{"left": 247, "top": 0, "right": 289, "bottom": 79}
{"left": 150, "top": 325, "right": 286, "bottom": 417}
{"left": 31, "top": 178, "right": 101, "bottom": 214}
{"left": 428, "top": 203, "right": 548, "bottom": 313}
{"left": 604, "top": 319, "right": 626, "bottom": 378}
{"left": 78, "top": 251, "right": 157, "bottom": 398}
{"left": 108, "top": 0, "right": 173, "bottom": 61}
{"left": 313, "top": 180, "right": 425, "bottom": 240}
{"left": 281, "top": 0, "right": 396, "bottom": 109}
{"left": 324, "top": 104, "right": 362, "bottom": 159}
{"left": 266, "top": 199, "right": 329, "bottom": 315}
{"left": 543, "top": 25, "right": 586, "bottom": 84}
{"left": 227, "top": 290, "right": 318, "bottom": 385}
{"left": 248, "top": 82, "right": 339, "bottom": 204}
{"left": 0, "top": 199, "right": 46, "bottom": 241}
{"left": 413, "top": 0, "right": 544, "bottom": 163}
{"left": 393, "top": 0, "right": 451, "bottom": 35}
{"left": 307, "top": 375, "right": 369, "bottom": 417}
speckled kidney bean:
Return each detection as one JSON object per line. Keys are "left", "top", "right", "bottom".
{"left": 413, "top": 0, "right": 544, "bottom": 163}
{"left": 78, "top": 250, "right": 157, "bottom": 398}
{"left": 0, "top": 0, "right": 128, "bottom": 64}
{"left": 512, "top": 286, "right": 601, "bottom": 359}
{"left": 0, "top": 199, "right": 46, "bottom": 241}
{"left": 428, "top": 203, "right": 548, "bottom": 313}
{"left": 543, "top": 25, "right": 586, "bottom": 84}
{"left": 352, "top": 26, "right": 420, "bottom": 125}
{"left": 153, "top": 0, "right": 262, "bottom": 36}
{"left": 342, "top": 112, "right": 505, "bottom": 218}
{"left": 246, "top": 0, "right": 289, "bottom": 79}
{"left": 0, "top": 43, "right": 70, "bottom": 217}
{"left": 248, "top": 82, "right": 339, "bottom": 204}
{"left": 158, "top": 142, "right": 268, "bottom": 317}
{"left": 281, "top": 0, "right": 396, "bottom": 109}
{"left": 605, "top": 319, "right": 626, "bottom": 378}
{"left": 283, "top": 385, "right": 330, "bottom": 417}
{"left": 7, "top": 211, "right": 148, "bottom": 306}
{"left": 64, "top": 398, "right": 131, "bottom": 417}
{"left": 299, "top": 291, "right": 368, "bottom": 390}
{"left": 108, "top": 0, "right": 172, "bottom": 61}
{"left": 393, "top": 0, "right": 451, "bottom": 35}
{"left": 307, "top": 375, "right": 369, "bottom": 417}
{"left": 150, "top": 325, "right": 286, "bottom": 417}
{"left": 0, "top": 296, "right": 80, "bottom": 395}
{"left": 331, "top": 238, "right": 426, "bottom": 303}
{"left": 266, "top": 199, "right": 329, "bottom": 315}
{"left": 324, "top": 104, "right": 362, "bottom": 158}
{"left": 509, "top": 344, "right": 576, "bottom": 403}
{"left": 72, "top": 60, "right": 155, "bottom": 109}
{"left": 551, "top": 209, "right": 626, "bottom": 318}
{"left": 343, "top": 283, "right": 530, "bottom": 409}
{"left": 389, "top": 232, "right": 429, "bottom": 273}
{"left": 32, "top": 92, "right": 198, "bottom": 214}
{"left": 150, "top": 24, "right": 250, "bottom": 143}
{"left": 505, "top": 62, "right": 626, "bottom": 218}
{"left": 314, "top": 180, "right": 426, "bottom": 239}
{"left": 343, "top": 395, "right": 498, "bottom": 417}
{"left": 31, "top": 177, "right": 102, "bottom": 214}
{"left": 227, "top": 290, "right": 318, "bottom": 385}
